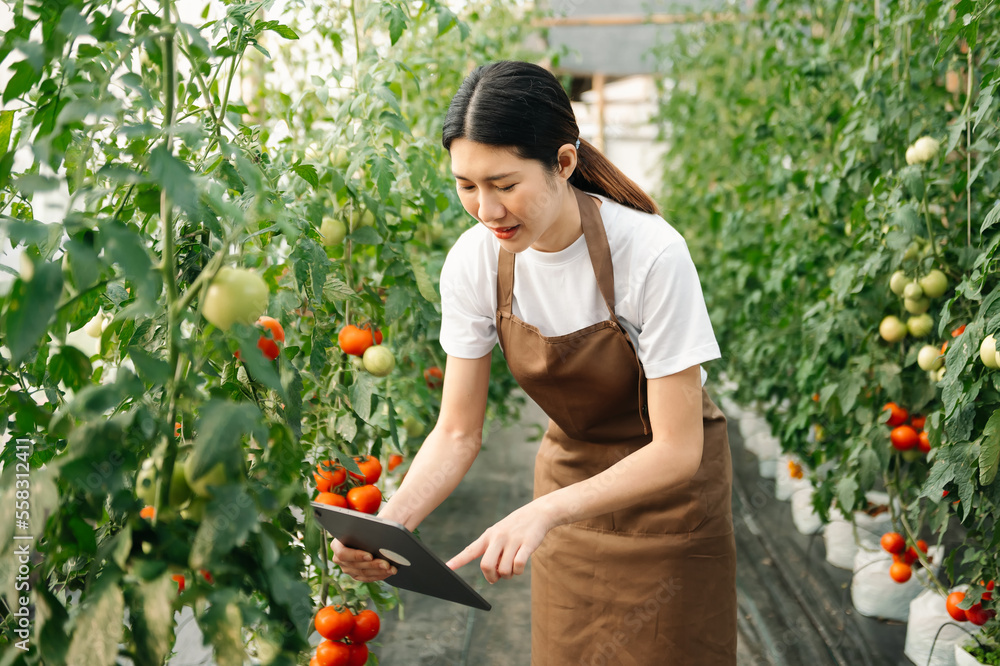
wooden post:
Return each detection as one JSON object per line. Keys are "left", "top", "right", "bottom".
{"left": 593, "top": 73, "right": 606, "bottom": 154}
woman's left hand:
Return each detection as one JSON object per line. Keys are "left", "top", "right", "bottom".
{"left": 446, "top": 501, "right": 555, "bottom": 583}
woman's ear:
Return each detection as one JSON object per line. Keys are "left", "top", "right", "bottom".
{"left": 556, "top": 143, "right": 578, "bottom": 180}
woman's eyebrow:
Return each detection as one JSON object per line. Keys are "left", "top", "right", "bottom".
{"left": 452, "top": 171, "right": 519, "bottom": 181}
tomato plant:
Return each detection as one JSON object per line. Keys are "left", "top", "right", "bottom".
{"left": 0, "top": 0, "right": 539, "bottom": 661}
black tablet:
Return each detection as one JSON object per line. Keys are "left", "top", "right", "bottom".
{"left": 312, "top": 502, "right": 492, "bottom": 611}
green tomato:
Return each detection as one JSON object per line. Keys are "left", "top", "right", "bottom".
{"left": 202, "top": 267, "right": 269, "bottom": 331}
{"left": 351, "top": 208, "right": 376, "bottom": 228}
{"left": 903, "top": 282, "right": 924, "bottom": 300}
{"left": 917, "top": 344, "right": 944, "bottom": 371}
{"left": 907, "top": 314, "right": 934, "bottom": 338}
{"left": 362, "top": 345, "right": 396, "bottom": 377}
{"left": 919, "top": 269, "right": 948, "bottom": 299}
{"left": 183, "top": 458, "right": 228, "bottom": 498}
{"left": 320, "top": 216, "right": 347, "bottom": 246}
{"left": 889, "top": 270, "right": 909, "bottom": 296}
{"left": 981, "top": 335, "right": 999, "bottom": 369}
{"left": 904, "top": 297, "right": 930, "bottom": 315}
{"left": 180, "top": 498, "right": 207, "bottom": 521}
{"left": 169, "top": 464, "right": 192, "bottom": 506}
{"left": 403, "top": 415, "right": 425, "bottom": 438}
{"left": 879, "top": 316, "right": 908, "bottom": 343}
{"left": 136, "top": 459, "right": 157, "bottom": 505}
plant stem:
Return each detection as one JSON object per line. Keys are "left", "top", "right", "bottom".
{"left": 156, "top": 0, "right": 180, "bottom": 518}
{"left": 966, "top": 46, "right": 973, "bottom": 247}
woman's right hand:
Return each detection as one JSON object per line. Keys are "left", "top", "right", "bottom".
{"left": 331, "top": 538, "right": 397, "bottom": 582}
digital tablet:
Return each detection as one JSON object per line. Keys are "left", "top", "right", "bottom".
{"left": 312, "top": 502, "right": 492, "bottom": 611}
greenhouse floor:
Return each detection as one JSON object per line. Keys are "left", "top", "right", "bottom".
{"left": 375, "top": 390, "right": 912, "bottom": 666}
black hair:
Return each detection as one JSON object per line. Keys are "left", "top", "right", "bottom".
{"left": 442, "top": 60, "right": 659, "bottom": 215}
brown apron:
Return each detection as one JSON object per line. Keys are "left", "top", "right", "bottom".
{"left": 495, "top": 188, "right": 737, "bottom": 666}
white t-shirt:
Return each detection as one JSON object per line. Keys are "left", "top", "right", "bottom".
{"left": 439, "top": 193, "right": 721, "bottom": 384}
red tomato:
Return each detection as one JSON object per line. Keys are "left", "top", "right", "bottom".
{"left": 918, "top": 431, "right": 931, "bottom": 453}
{"left": 916, "top": 540, "right": 929, "bottom": 553}
{"left": 903, "top": 546, "right": 919, "bottom": 565}
{"left": 946, "top": 591, "right": 968, "bottom": 622}
{"left": 315, "top": 492, "right": 348, "bottom": 508}
{"left": 910, "top": 414, "right": 926, "bottom": 431}
{"left": 172, "top": 573, "right": 185, "bottom": 594}
{"left": 889, "top": 562, "right": 912, "bottom": 583}
{"left": 883, "top": 402, "right": 909, "bottom": 427}
{"left": 316, "top": 461, "right": 347, "bottom": 491}
{"left": 966, "top": 602, "right": 996, "bottom": 626}
{"left": 315, "top": 640, "right": 351, "bottom": 666}
{"left": 200, "top": 569, "right": 214, "bottom": 585}
{"left": 952, "top": 324, "right": 967, "bottom": 337}
{"left": 347, "top": 643, "right": 369, "bottom": 666}
{"left": 348, "top": 609, "right": 381, "bottom": 643}
{"left": 338, "top": 325, "right": 379, "bottom": 356}
{"left": 881, "top": 532, "right": 906, "bottom": 555}
{"left": 388, "top": 454, "right": 404, "bottom": 472}
{"left": 424, "top": 366, "right": 444, "bottom": 389}
{"left": 351, "top": 455, "right": 382, "bottom": 485}
{"left": 982, "top": 580, "right": 995, "bottom": 601}
{"left": 315, "top": 605, "right": 356, "bottom": 641}
{"left": 347, "top": 485, "right": 382, "bottom": 514}
{"left": 890, "top": 425, "right": 919, "bottom": 451}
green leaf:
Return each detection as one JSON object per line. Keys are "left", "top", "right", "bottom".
{"left": 369, "top": 153, "right": 393, "bottom": 200}
{"left": 190, "top": 485, "right": 258, "bottom": 567}
{"left": 323, "top": 275, "right": 356, "bottom": 301}
{"left": 858, "top": 448, "right": 880, "bottom": 490}
{"left": 351, "top": 373, "right": 376, "bottom": 423}
{"left": 835, "top": 475, "right": 859, "bottom": 513}
{"left": 900, "top": 166, "right": 924, "bottom": 200}
{"left": 291, "top": 237, "right": 330, "bottom": 301}
{"left": 4, "top": 261, "right": 63, "bottom": 363}
{"left": 188, "top": 399, "right": 263, "bottom": 480}
{"left": 388, "top": 5, "right": 407, "bottom": 45}
{"left": 266, "top": 23, "right": 299, "bottom": 39}
{"left": 128, "top": 347, "right": 172, "bottom": 386}
{"left": 129, "top": 574, "right": 175, "bottom": 666}
{"left": 49, "top": 346, "right": 93, "bottom": 391}
{"left": 200, "top": 601, "right": 244, "bottom": 666}
{"left": 3, "top": 60, "right": 37, "bottom": 104}
{"left": 292, "top": 163, "right": 319, "bottom": 188}
{"left": 101, "top": 222, "right": 162, "bottom": 305}
{"left": 385, "top": 286, "right": 410, "bottom": 321}
{"left": 409, "top": 256, "right": 439, "bottom": 303}
{"left": 348, "top": 226, "right": 382, "bottom": 245}
{"left": 981, "top": 201, "right": 1000, "bottom": 234}
{"left": 66, "top": 582, "right": 124, "bottom": 666}
{"left": 0, "top": 109, "right": 13, "bottom": 155}
{"left": 148, "top": 145, "right": 199, "bottom": 216}
{"left": 980, "top": 409, "right": 1000, "bottom": 485}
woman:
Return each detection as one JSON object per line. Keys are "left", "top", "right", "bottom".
{"left": 333, "top": 60, "right": 737, "bottom": 665}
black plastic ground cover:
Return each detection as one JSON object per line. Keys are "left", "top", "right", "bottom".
{"left": 729, "top": 416, "right": 912, "bottom": 666}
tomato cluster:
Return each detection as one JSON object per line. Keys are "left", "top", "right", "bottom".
{"left": 311, "top": 606, "right": 380, "bottom": 666}
{"left": 946, "top": 583, "right": 996, "bottom": 626}
{"left": 881, "top": 403, "right": 931, "bottom": 456}
{"left": 880, "top": 532, "right": 930, "bottom": 583}
{"left": 313, "top": 456, "right": 383, "bottom": 514}
{"left": 234, "top": 315, "right": 286, "bottom": 362}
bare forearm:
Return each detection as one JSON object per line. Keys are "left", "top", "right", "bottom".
{"left": 379, "top": 426, "right": 481, "bottom": 531}
{"left": 538, "top": 436, "right": 703, "bottom": 529}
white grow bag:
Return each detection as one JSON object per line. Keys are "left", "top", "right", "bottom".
{"left": 823, "top": 491, "right": 893, "bottom": 570}
{"left": 790, "top": 485, "right": 824, "bottom": 535}
{"left": 905, "top": 587, "right": 982, "bottom": 666}
{"left": 851, "top": 545, "right": 944, "bottom": 621}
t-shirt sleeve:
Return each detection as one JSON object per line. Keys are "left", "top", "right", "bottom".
{"left": 439, "top": 235, "right": 499, "bottom": 359}
{"left": 636, "top": 240, "right": 721, "bottom": 379}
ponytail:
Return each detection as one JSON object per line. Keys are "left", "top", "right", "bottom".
{"left": 570, "top": 139, "right": 659, "bottom": 215}
{"left": 443, "top": 61, "right": 661, "bottom": 216}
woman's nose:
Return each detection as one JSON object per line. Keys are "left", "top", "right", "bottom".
{"left": 477, "top": 194, "right": 506, "bottom": 223}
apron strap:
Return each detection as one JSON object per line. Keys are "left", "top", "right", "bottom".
{"left": 575, "top": 187, "right": 621, "bottom": 324}
{"left": 497, "top": 246, "right": 515, "bottom": 315}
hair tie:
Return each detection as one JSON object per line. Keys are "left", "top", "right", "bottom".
{"left": 575, "top": 138, "right": 581, "bottom": 150}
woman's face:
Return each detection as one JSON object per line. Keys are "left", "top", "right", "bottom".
{"left": 450, "top": 138, "right": 577, "bottom": 253}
